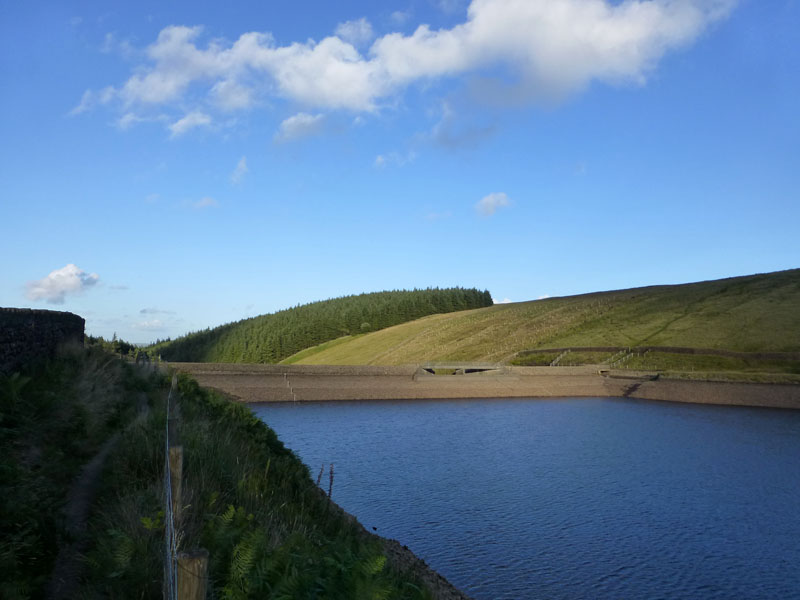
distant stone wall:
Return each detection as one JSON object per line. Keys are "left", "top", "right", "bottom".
{"left": 0, "top": 307, "right": 85, "bottom": 374}
{"left": 517, "top": 346, "right": 800, "bottom": 360}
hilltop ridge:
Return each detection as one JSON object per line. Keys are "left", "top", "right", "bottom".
{"left": 286, "top": 269, "right": 800, "bottom": 366}
{"left": 150, "top": 287, "right": 492, "bottom": 364}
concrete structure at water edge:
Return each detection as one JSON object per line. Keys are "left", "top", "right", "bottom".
{"left": 0, "top": 307, "right": 85, "bottom": 374}
{"left": 170, "top": 362, "right": 800, "bottom": 409}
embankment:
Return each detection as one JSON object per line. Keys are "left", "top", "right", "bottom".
{"left": 168, "top": 363, "right": 800, "bottom": 409}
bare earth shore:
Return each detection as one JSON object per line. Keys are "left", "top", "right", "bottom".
{"left": 169, "top": 363, "right": 800, "bottom": 410}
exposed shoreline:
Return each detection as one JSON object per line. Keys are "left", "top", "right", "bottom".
{"left": 168, "top": 363, "right": 800, "bottom": 410}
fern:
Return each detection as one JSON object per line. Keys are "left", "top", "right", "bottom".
{"left": 229, "top": 530, "right": 261, "bottom": 587}
{"left": 360, "top": 553, "right": 387, "bottom": 577}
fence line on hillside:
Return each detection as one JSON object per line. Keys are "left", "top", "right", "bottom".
{"left": 163, "top": 375, "right": 208, "bottom": 600}
{"left": 163, "top": 376, "right": 179, "bottom": 600}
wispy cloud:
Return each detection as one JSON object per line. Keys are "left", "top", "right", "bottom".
{"left": 231, "top": 156, "right": 248, "bottom": 184}
{"left": 26, "top": 263, "right": 99, "bottom": 304}
{"left": 374, "top": 151, "right": 417, "bottom": 168}
{"left": 100, "top": 32, "right": 136, "bottom": 58}
{"left": 436, "top": 0, "right": 466, "bottom": 14}
{"left": 117, "top": 112, "right": 168, "bottom": 130}
{"left": 69, "top": 86, "right": 115, "bottom": 116}
{"left": 390, "top": 10, "right": 412, "bottom": 26}
{"left": 476, "top": 192, "right": 510, "bottom": 217}
{"left": 168, "top": 111, "right": 211, "bottom": 138}
{"left": 132, "top": 319, "right": 167, "bottom": 331}
{"left": 274, "top": 112, "right": 324, "bottom": 143}
{"left": 425, "top": 210, "right": 453, "bottom": 221}
{"left": 140, "top": 307, "right": 176, "bottom": 315}
{"left": 430, "top": 102, "right": 495, "bottom": 149}
{"left": 335, "top": 18, "right": 374, "bottom": 47}
{"left": 494, "top": 297, "right": 513, "bottom": 304}
{"left": 193, "top": 196, "right": 218, "bottom": 209}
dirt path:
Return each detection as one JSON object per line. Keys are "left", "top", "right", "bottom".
{"left": 46, "top": 392, "right": 150, "bottom": 600}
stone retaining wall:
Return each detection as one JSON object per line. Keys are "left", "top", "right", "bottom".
{"left": 169, "top": 363, "right": 800, "bottom": 409}
{"left": 0, "top": 307, "right": 85, "bottom": 374}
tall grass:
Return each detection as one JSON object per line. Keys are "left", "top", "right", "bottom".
{"left": 0, "top": 345, "right": 159, "bottom": 598}
{"left": 79, "top": 373, "right": 435, "bottom": 599}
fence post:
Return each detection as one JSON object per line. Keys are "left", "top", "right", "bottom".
{"left": 169, "top": 439, "right": 183, "bottom": 525}
{"left": 178, "top": 550, "right": 209, "bottom": 600}
{"left": 168, "top": 375, "right": 183, "bottom": 525}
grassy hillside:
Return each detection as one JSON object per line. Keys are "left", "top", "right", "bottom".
{"left": 1, "top": 347, "right": 455, "bottom": 598}
{"left": 151, "top": 287, "right": 492, "bottom": 364}
{"left": 287, "top": 269, "right": 800, "bottom": 366}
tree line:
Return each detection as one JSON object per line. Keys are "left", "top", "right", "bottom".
{"left": 149, "top": 287, "right": 493, "bottom": 363}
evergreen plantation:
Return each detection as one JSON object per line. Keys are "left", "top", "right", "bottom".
{"left": 150, "top": 287, "right": 493, "bottom": 363}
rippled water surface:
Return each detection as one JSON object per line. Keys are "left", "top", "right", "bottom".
{"left": 250, "top": 398, "right": 800, "bottom": 599}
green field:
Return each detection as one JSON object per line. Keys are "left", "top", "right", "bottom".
{"left": 285, "top": 269, "right": 800, "bottom": 367}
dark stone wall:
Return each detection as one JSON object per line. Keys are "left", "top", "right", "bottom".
{"left": 0, "top": 307, "right": 85, "bottom": 374}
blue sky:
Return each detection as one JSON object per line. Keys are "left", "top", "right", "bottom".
{"left": 1, "top": 0, "right": 798, "bottom": 343}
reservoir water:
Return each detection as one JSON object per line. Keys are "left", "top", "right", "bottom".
{"left": 250, "top": 397, "right": 800, "bottom": 599}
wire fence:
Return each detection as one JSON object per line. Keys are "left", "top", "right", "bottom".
{"left": 163, "top": 375, "right": 178, "bottom": 600}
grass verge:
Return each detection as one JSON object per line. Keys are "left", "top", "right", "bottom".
{"left": 0, "top": 344, "right": 159, "bottom": 599}
{"left": 80, "top": 372, "right": 436, "bottom": 599}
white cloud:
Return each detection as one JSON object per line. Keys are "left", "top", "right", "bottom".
{"left": 211, "top": 79, "right": 253, "bottom": 110}
{"left": 140, "top": 307, "right": 175, "bottom": 315}
{"left": 169, "top": 111, "right": 212, "bottom": 137}
{"left": 117, "top": 112, "right": 152, "bottom": 130}
{"left": 390, "top": 10, "right": 412, "bottom": 25}
{"left": 231, "top": 156, "right": 248, "bottom": 184}
{"left": 335, "top": 18, "right": 374, "bottom": 46}
{"left": 373, "top": 151, "right": 417, "bottom": 168}
{"left": 26, "top": 263, "right": 99, "bottom": 304}
{"left": 101, "top": 32, "right": 136, "bottom": 58}
{"left": 76, "top": 1, "right": 736, "bottom": 118}
{"left": 476, "top": 191, "right": 510, "bottom": 216}
{"left": 425, "top": 210, "right": 453, "bottom": 221}
{"left": 436, "top": 0, "right": 466, "bottom": 14}
{"left": 193, "top": 196, "right": 218, "bottom": 209}
{"left": 494, "top": 297, "right": 513, "bottom": 304}
{"left": 274, "top": 112, "right": 324, "bottom": 142}
{"left": 70, "top": 90, "right": 94, "bottom": 116}
{"left": 133, "top": 319, "right": 166, "bottom": 331}
{"left": 69, "top": 86, "right": 115, "bottom": 116}
{"left": 537, "top": 294, "right": 551, "bottom": 300}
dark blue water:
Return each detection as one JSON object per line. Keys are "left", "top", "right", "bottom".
{"left": 250, "top": 398, "right": 800, "bottom": 599}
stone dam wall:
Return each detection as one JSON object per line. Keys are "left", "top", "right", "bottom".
{"left": 169, "top": 363, "right": 800, "bottom": 410}
{"left": 0, "top": 307, "right": 85, "bottom": 374}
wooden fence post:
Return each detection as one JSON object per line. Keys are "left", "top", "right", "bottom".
{"left": 168, "top": 417, "right": 183, "bottom": 524}
{"left": 178, "top": 549, "right": 209, "bottom": 600}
